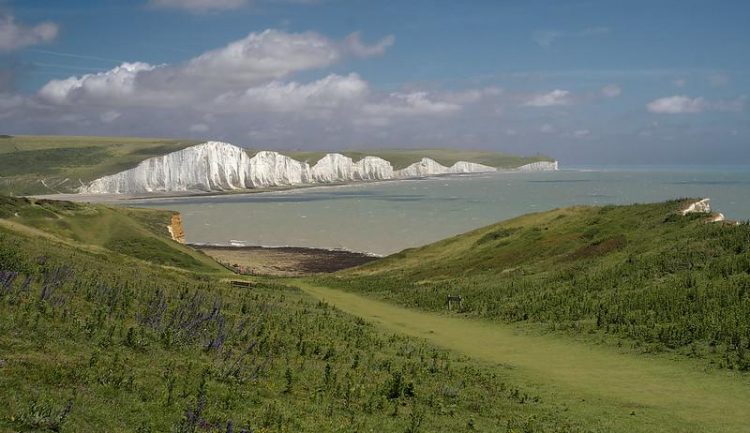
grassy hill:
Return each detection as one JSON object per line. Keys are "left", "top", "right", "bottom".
{"left": 0, "top": 135, "right": 199, "bottom": 195}
{"left": 0, "top": 135, "right": 554, "bottom": 196}
{"left": 317, "top": 199, "right": 750, "bottom": 370}
{"left": 0, "top": 196, "right": 224, "bottom": 273}
{"left": 0, "top": 195, "right": 589, "bottom": 432}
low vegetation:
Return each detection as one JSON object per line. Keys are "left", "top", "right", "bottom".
{"left": 318, "top": 199, "right": 750, "bottom": 370}
{"left": 0, "top": 194, "right": 583, "bottom": 432}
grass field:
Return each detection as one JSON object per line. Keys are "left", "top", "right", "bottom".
{"left": 0, "top": 195, "right": 594, "bottom": 432}
{"left": 295, "top": 280, "right": 750, "bottom": 433}
{"left": 2, "top": 195, "right": 749, "bottom": 431}
{"left": 0, "top": 135, "right": 199, "bottom": 195}
{"left": 316, "top": 199, "right": 750, "bottom": 371}
{"left": 0, "top": 196, "right": 224, "bottom": 273}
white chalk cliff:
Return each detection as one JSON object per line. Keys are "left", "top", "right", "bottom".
{"left": 516, "top": 161, "right": 559, "bottom": 171}
{"left": 82, "top": 141, "right": 553, "bottom": 194}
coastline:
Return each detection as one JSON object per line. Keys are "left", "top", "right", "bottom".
{"left": 195, "top": 244, "right": 379, "bottom": 276}
{"left": 29, "top": 169, "right": 540, "bottom": 204}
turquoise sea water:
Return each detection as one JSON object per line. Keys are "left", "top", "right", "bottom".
{"left": 132, "top": 166, "right": 750, "bottom": 255}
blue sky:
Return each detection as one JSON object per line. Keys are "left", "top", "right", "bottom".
{"left": 1, "top": 0, "right": 748, "bottom": 164}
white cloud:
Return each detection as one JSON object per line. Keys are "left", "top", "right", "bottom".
{"left": 647, "top": 96, "right": 706, "bottom": 113}
{"left": 99, "top": 110, "right": 121, "bottom": 123}
{"left": 363, "top": 92, "right": 462, "bottom": 117}
{"left": 149, "top": 0, "right": 248, "bottom": 13}
{"left": 0, "top": 14, "right": 58, "bottom": 52}
{"left": 189, "top": 123, "right": 210, "bottom": 132}
{"left": 37, "top": 29, "right": 396, "bottom": 108}
{"left": 343, "top": 32, "right": 395, "bottom": 58}
{"left": 573, "top": 129, "right": 590, "bottom": 137}
{"left": 647, "top": 95, "right": 745, "bottom": 114}
{"left": 213, "top": 73, "right": 368, "bottom": 112}
{"left": 39, "top": 62, "right": 155, "bottom": 105}
{"left": 523, "top": 89, "right": 572, "bottom": 107}
{"left": 532, "top": 30, "right": 562, "bottom": 47}
{"left": 539, "top": 124, "right": 555, "bottom": 133}
{"left": 600, "top": 84, "right": 621, "bottom": 98}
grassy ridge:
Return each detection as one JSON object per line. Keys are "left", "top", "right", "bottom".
{"left": 0, "top": 196, "right": 224, "bottom": 273}
{"left": 0, "top": 199, "right": 584, "bottom": 432}
{"left": 317, "top": 200, "right": 750, "bottom": 370}
{"left": 0, "top": 135, "right": 198, "bottom": 195}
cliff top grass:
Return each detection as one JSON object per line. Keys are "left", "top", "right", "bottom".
{"left": 0, "top": 135, "right": 199, "bottom": 195}
{"left": 0, "top": 195, "right": 225, "bottom": 273}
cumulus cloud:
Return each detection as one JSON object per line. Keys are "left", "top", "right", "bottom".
{"left": 149, "top": 0, "right": 248, "bottom": 13}
{"left": 363, "top": 92, "right": 462, "bottom": 117}
{"left": 647, "top": 95, "right": 745, "bottom": 114}
{"left": 213, "top": 73, "right": 369, "bottom": 112}
{"left": 600, "top": 84, "right": 621, "bottom": 98}
{"left": 23, "top": 27, "right": 469, "bottom": 138}
{"left": 343, "top": 32, "right": 395, "bottom": 58}
{"left": 523, "top": 89, "right": 572, "bottom": 107}
{"left": 532, "top": 30, "right": 562, "bottom": 47}
{"left": 37, "top": 29, "right": 398, "bottom": 108}
{"left": 0, "top": 14, "right": 58, "bottom": 52}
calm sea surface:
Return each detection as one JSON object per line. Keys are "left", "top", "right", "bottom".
{"left": 131, "top": 166, "right": 750, "bottom": 255}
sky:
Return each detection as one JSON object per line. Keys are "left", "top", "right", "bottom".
{"left": 0, "top": 0, "right": 748, "bottom": 164}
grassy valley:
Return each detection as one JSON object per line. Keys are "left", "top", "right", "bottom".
{"left": 317, "top": 200, "right": 750, "bottom": 370}
{"left": 2, "top": 196, "right": 749, "bottom": 432}
{"left": 0, "top": 195, "right": 586, "bottom": 433}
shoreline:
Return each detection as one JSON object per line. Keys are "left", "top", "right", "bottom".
{"left": 30, "top": 169, "right": 540, "bottom": 204}
{"left": 195, "top": 244, "right": 380, "bottom": 276}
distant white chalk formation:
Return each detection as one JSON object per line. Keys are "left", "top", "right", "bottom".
{"left": 82, "top": 141, "right": 557, "bottom": 194}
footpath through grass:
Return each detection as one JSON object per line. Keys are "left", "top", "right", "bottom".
{"left": 294, "top": 280, "right": 750, "bottom": 433}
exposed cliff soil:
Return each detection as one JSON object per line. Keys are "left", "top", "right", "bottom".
{"left": 168, "top": 213, "right": 185, "bottom": 244}
{"left": 196, "top": 245, "right": 377, "bottom": 276}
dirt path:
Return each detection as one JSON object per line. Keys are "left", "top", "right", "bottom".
{"left": 294, "top": 281, "right": 750, "bottom": 433}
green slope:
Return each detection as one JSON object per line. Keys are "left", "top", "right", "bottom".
{"left": 0, "top": 197, "right": 593, "bottom": 432}
{"left": 0, "top": 135, "right": 199, "bottom": 195}
{"left": 316, "top": 199, "right": 750, "bottom": 369}
{"left": 295, "top": 280, "right": 750, "bottom": 433}
{"left": 0, "top": 196, "right": 224, "bottom": 273}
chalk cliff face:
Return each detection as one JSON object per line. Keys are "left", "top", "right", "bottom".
{"left": 310, "top": 153, "right": 394, "bottom": 183}
{"left": 82, "top": 141, "right": 550, "bottom": 194}
{"left": 516, "top": 161, "right": 559, "bottom": 171}
{"left": 394, "top": 158, "right": 497, "bottom": 178}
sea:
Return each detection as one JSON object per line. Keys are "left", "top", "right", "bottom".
{"left": 130, "top": 166, "right": 750, "bottom": 256}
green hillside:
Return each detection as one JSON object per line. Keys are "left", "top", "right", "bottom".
{"left": 0, "top": 135, "right": 199, "bottom": 195}
{"left": 0, "top": 196, "right": 224, "bottom": 273}
{"left": 317, "top": 200, "right": 750, "bottom": 370}
{"left": 0, "top": 196, "right": 588, "bottom": 432}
